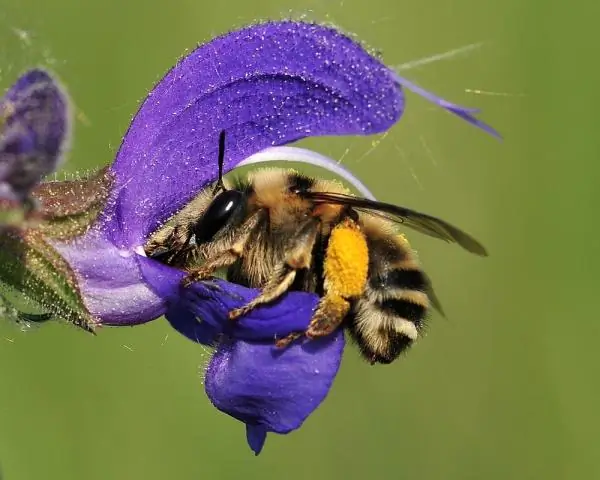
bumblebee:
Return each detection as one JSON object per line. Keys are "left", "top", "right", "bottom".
{"left": 145, "top": 132, "right": 486, "bottom": 364}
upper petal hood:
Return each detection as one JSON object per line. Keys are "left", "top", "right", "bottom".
{"left": 106, "top": 21, "right": 404, "bottom": 248}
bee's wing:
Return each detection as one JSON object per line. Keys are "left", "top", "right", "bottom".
{"left": 426, "top": 281, "right": 446, "bottom": 317}
{"left": 303, "top": 192, "right": 487, "bottom": 256}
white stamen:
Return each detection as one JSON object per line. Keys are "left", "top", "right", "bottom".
{"left": 465, "top": 88, "right": 526, "bottom": 97}
{"left": 394, "top": 42, "right": 483, "bottom": 71}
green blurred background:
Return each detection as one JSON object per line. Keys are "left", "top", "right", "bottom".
{"left": 1, "top": 0, "right": 598, "bottom": 479}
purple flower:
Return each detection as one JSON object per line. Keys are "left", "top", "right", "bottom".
{"left": 42, "top": 21, "right": 496, "bottom": 454}
{"left": 0, "top": 69, "right": 70, "bottom": 214}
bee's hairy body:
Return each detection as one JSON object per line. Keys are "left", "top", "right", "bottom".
{"left": 146, "top": 167, "right": 480, "bottom": 365}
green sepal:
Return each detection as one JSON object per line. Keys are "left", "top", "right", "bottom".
{"left": 32, "top": 166, "right": 114, "bottom": 239}
{"left": 0, "top": 226, "right": 97, "bottom": 332}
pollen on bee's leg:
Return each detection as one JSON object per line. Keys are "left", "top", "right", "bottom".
{"left": 324, "top": 218, "right": 369, "bottom": 298}
{"left": 306, "top": 294, "right": 349, "bottom": 338}
{"left": 301, "top": 217, "right": 369, "bottom": 339}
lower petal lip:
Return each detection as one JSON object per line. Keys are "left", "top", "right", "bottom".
{"left": 205, "top": 330, "right": 345, "bottom": 454}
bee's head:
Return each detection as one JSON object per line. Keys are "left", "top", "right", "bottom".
{"left": 192, "top": 188, "right": 246, "bottom": 243}
{"left": 192, "top": 130, "right": 247, "bottom": 244}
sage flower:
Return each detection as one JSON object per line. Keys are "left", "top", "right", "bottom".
{"left": 3, "top": 21, "right": 498, "bottom": 454}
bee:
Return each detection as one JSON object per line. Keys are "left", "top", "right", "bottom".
{"left": 145, "top": 132, "right": 487, "bottom": 364}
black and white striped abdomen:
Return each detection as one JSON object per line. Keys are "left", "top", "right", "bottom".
{"left": 346, "top": 230, "right": 433, "bottom": 365}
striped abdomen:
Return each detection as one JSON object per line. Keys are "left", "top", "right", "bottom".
{"left": 346, "top": 230, "right": 433, "bottom": 364}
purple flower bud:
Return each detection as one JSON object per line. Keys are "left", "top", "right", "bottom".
{"left": 0, "top": 69, "right": 70, "bottom": 205}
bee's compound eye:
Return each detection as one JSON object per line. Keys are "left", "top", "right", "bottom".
{"left": 193, "top": 190, "right": 245, "bottom": 243}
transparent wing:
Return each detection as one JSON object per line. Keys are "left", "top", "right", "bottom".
{"left": 303, "top": 192, "right": 487, "bottom": 256}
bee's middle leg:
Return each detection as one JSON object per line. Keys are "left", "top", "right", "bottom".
{"left": 228, "top": 219, "right": 319, "bottom": 320}
{"left": 228, "top": 263, "right": 299, "bottom": 319}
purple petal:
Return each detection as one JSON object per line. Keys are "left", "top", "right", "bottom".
{"left": 132, "top": 254, "right": 345, "bottom": 455}
{"left": 165, "top": 301, "right": 220, "bottom": 345}
{"left": 106, "top": 21, "right": 404, "bottom": 248}
{"left": 391, "top": 73, "right": 501, "bottom": 138}
{"left": 246, "top": 425, "right": 267, "bottom": 456}
{"left": 175, "top": 279, "right": 320, "bottom": 342}
{"left": 137, "top": 254, "right": 320, "bottom": 342}
{"left": 50, "top": 227, "right": 322, "bottom": 329}
{"left": 205, "top": 330, "right": 345, "bottom": 454}
{"left": 50, "top": 233, "right": 166, "bottom": 325}
{"left": 166, "top": 278, "right": 318, "bottom": 347}
{"left": 136, "top": 254, "right": 219, "bottom": 341}
{"left": 0, "top": 69, "right": 71, "bottom": 201}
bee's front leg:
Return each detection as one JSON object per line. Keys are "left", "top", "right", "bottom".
{"left": 181, "top": 247, "right": 241, "bottom": 287}
{"left": 274, "top": 332, "right": 303, "bottom": 348}
{"left": 145, "top": 223, "right": 191, "bottom": 262}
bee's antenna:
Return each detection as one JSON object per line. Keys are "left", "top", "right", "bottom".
{"left": 213, "top": 130, "right": 227, "bottom": 195}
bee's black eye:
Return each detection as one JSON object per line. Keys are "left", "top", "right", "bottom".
{"left": 193, "top": 190, "right": 245, "bottom": 243}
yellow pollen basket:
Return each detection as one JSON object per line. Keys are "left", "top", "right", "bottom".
{"left": 324, "top": 218, "right": 369, "bottom": 297}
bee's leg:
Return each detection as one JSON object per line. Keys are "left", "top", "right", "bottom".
{"left": 145, "top": 223, "right": 191, "bottom": 260}
{"left": 197, "top": 278, "right": 244, "bottom": 301}
{"left": 274, "top": 332, "right": 303, "bottom": 348}
{"left": 181, "top": 211, "right": 264, "bottom": 287}
{"left": 228, "top": 264, "right": 298, "bottom": 319}
{"left": 276, "top": 295, "right": 350, "bottom": 347}
{"left": 276, "top": 217, "right": 369, "bottom": 348}
{"left": 308, "top": 217, "right": 368, "bottom": 339}
{"left": 228, "top": 219, "right": 319, "bottom": 320}
{"left": 306, "top": 295, "right": 350, "bottom": 337}
{"left": 181, "top": 245, "right": 242, "bottom": 287}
